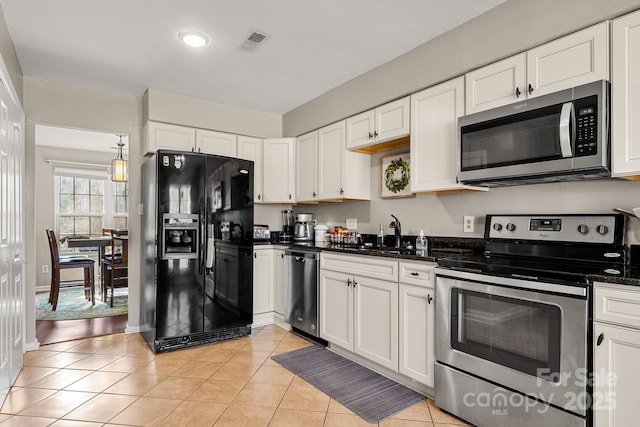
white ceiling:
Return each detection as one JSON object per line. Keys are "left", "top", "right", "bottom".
{"left": 1, "top": 0, "right": 507, "bottom": 116}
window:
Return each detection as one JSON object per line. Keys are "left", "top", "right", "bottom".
{"left": 55, "top": 168, "right": 128, "bottom": 240}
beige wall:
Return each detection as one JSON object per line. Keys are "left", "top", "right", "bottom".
{"left": 281, "top": 0, "right": 640, "bottom": 245}
{"left": 295, "top": 149, "right": 640, "bottom": 245}
{"left": 144, "top": 88, "right": 282, "bottom": 138}
{"left": 23, "top": 77, "right": 142, "bottom": 345}
{"left": 283, "top": 0, "right": 640, "bottom": 135}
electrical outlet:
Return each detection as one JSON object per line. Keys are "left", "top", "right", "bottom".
{"left": 346, "top": 218, "right": 357, "bottom": 230}
{"left": 42, "top": 265, "right": 49, "bottom": 274}
{"left": 463, "top": 216, "right": 475, "bottom": 233}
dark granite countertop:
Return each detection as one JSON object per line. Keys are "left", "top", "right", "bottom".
{"left": 259, "top": 236, "right": 486, "bottom": 263}
{"left": 589, "top": 266, "right": 640, "bottom": 287}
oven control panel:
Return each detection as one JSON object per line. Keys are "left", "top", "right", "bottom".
{"left": 487, "top": 215, "right": 619, "bottom": 244}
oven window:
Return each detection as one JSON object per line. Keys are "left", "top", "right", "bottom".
{"left": 451, "top": 289, "right": 561, "bottom": 378}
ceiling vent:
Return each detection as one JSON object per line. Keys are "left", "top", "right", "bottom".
{"left": 238, "top": 31, "right": 269, "bottom": 52}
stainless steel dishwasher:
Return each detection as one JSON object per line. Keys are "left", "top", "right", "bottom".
{"left": 284, "top": 248, "right": 320, "bottom": 337}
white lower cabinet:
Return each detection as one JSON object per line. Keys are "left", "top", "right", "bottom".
{"left": 273, "top": 247, "right": 286, "bottom": 316}
{"left": 319, "top": 269, "right": 353, "bottom": 349}
{"left": 398, "top": 261, "right": 436, "bottom": 387}
{"left": 593, "top": 282, "right": 640, "bottom": 426}
{"left": 320, "top": 253, "right": 404, "bottom": 372}
{"left": 253, "top": 247, "right": 274, "bottom": 325}
{"left": 354, "top": 275, "right": 398, "bottom": 371}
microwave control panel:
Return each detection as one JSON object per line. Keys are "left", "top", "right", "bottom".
{"left": 575, "top": 96, "right": 597, "bottom": 157}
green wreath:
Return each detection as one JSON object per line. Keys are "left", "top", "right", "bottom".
{"left": 384, "top": 157, "right": 410, "bottom": 193}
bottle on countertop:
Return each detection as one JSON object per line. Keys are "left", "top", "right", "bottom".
{"left": 377, "top": 224, "right": 384, "bottom": 247}
{"left": 416, "top": 230, "right": 428, "bottom": 256}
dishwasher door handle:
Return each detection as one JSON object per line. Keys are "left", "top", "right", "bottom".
{"left": 295, "top": 256, "right": 305, "bottom": 263}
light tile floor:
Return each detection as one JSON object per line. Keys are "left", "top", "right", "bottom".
{"left": 1, "top": 325, "right": 470, "bottom": 426}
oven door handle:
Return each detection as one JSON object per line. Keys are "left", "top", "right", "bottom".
{"left": 559, "top": 102, "right": 574, "bottom": 158}
{"left": 435, "top": 267, "right": 587, "bottom": 297}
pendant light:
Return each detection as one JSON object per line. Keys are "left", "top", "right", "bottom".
{"left": 111, "top": 135, "right": 128, "bottom": 182}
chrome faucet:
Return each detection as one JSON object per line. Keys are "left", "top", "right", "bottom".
{"left": 390, "top": 215, "right": 401, "bottom": 248}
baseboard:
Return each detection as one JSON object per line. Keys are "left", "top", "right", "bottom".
{"left": 273, "top": 313, "right": 291, "bottom": 331}
{"left": 252, "top": 312, "right": 275, "bottom": 328}
{"left": 124, "top": 324, "right": 142, "bottom": 334}
{"left": 25, "top": 339, "right": 40, "bottom": 352}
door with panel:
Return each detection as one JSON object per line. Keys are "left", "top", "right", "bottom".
{"left": 319, "top": 269, "right": 353, "bottom": 350}
{"left": 237, "top": 136, "right": 263, "bottom": 203}
{"left": 295, "top": 131, "right": 318, "bottom": 202}
{"left": 0, "top": 74, "right": 24, "bottom": 406}
{"left": 612, "top": 10, "right": 640, "bottom": 177}
{"left": 353, "top": 275, "right": 398, "bottom": 371}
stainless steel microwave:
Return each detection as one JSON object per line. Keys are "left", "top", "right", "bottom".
{"left": 458, "top": 80, "right": 610, "bottom": 187}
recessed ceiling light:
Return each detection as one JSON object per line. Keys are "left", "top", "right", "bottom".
{"left": 178, "top": 30, "right": 210, "bottom": 47}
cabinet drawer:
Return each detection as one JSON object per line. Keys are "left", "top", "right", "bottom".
{"left": 399, "top": 261, "right": 435, "bottom": 288}
{"left": 594, "top": 282, "right": 640, "bottom": 328}
{"left": 320, "top": 253, "right": 398, "bottom": 281}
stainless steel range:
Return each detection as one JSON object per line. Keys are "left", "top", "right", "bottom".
{"left": 435, "top": 214, "right": 626, "bottom": 427}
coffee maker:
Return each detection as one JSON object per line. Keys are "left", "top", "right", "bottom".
{"left": 294, "top": 213, "right": 314, "bottom": 242}
{"left": 279, "top": 209, "right": 294, "bottom": 243}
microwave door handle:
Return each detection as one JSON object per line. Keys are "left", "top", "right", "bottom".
{"left": 559, "top": 102, "right": 574, "bottom": 158}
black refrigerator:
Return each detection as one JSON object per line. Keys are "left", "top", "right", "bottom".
{"left": 141, "top": 150, "right": 254, "bottom": 352}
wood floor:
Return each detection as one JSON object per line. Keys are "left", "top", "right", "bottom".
{"left": 36, "top": 314, "right": 128, "bottom": 345}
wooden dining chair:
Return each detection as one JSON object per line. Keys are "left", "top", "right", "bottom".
{"left": 46, "top": 229, "right": 95, "bottom": 310}
{"left": 101, "top": 229, "right": 128, "bottom": 307}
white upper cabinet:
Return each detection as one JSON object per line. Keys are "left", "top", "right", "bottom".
{"left": 195, "top": 129, "right": 237, "bottom": 157}
{"left": 237, "top": 136, "right": 263, "bottom": 203}
{"left": 527, "top": 22, "right": 609, "bottom": 98}
{"left": 295, "top": 131, "right": 319, "bottom": 202}
{"left": 612, "top": 10, "right": 640, "bottom": 178}
{"left": 262, "top": 138, "right": 296, "bottom": 203}
{"left": 145, "top": 121, "right": 196, "bottom": 154}
{"left": 346, "top": 97, "right": 410, "bottom": 151}
{"left": 318, "top": 121, "right": 370, "bottom": 201}
{"left": 464, "top": 22, "right": 609, "bottom": 114}
{"left": 465, "top": 53, "right": 526, "bottom": 115}
{"left": 411, "top": 77, "right": 478, "bottom": 193}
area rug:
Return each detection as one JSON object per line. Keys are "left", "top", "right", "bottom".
{"left": 35, "top": 287, "right": 128, "bottom": 321}
{"left": 272, "top": 345, "right": 425, "bottom": 423}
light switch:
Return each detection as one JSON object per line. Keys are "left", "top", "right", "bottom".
{"left": 346, "top": 218, "right": 357, "bottom": 230}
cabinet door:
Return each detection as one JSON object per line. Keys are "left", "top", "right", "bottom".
{"left": 295, "top": 131, "right": 318, "bottom": 202}
{"left": 237, "top": 136, "right": 263, "bottom": 203}
{"left": 273, "top": 248, "right": 286, "bottom": 315}
{"left": 354, "top": 275, "right": 398, "bottom": 371}
{"left": 410, "top": 77, "right": 466, "bottom": 193}
{"left": 318, "top": 121, "right": 346, "bottom": 200}
{"left": 262, "top": 138, "right": 295, "bottom": 203}
{"left": 527, "top": 22, "right": 609, "bottom": 98}
{"left": 375, "top": 96, "right": 410, "bottom": 143}
{"left": 465, "top": 53, "right": 526, "bottom": 114}
{"left": 145, "top": 121, "right": 195, "bottom": 154}
{"left": 612, "top": 10, "right": 640, "bottom": 177}
{"left": 195, "top": 129, "right": 238, "bottom": 156}
{"left": 319, "top": 269, "right": 353, "bottom": 350}
{"left": 399, "top": 283, "right": 435, "bottom": 387}
{"left": 593, "top": 323, "right": 640, "bottom": 427}
{"left": 346, "top": 109, "right": 375, "bottom": 150}
{"left": 253, "top": 249, "right": 274, "bottom": 314}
